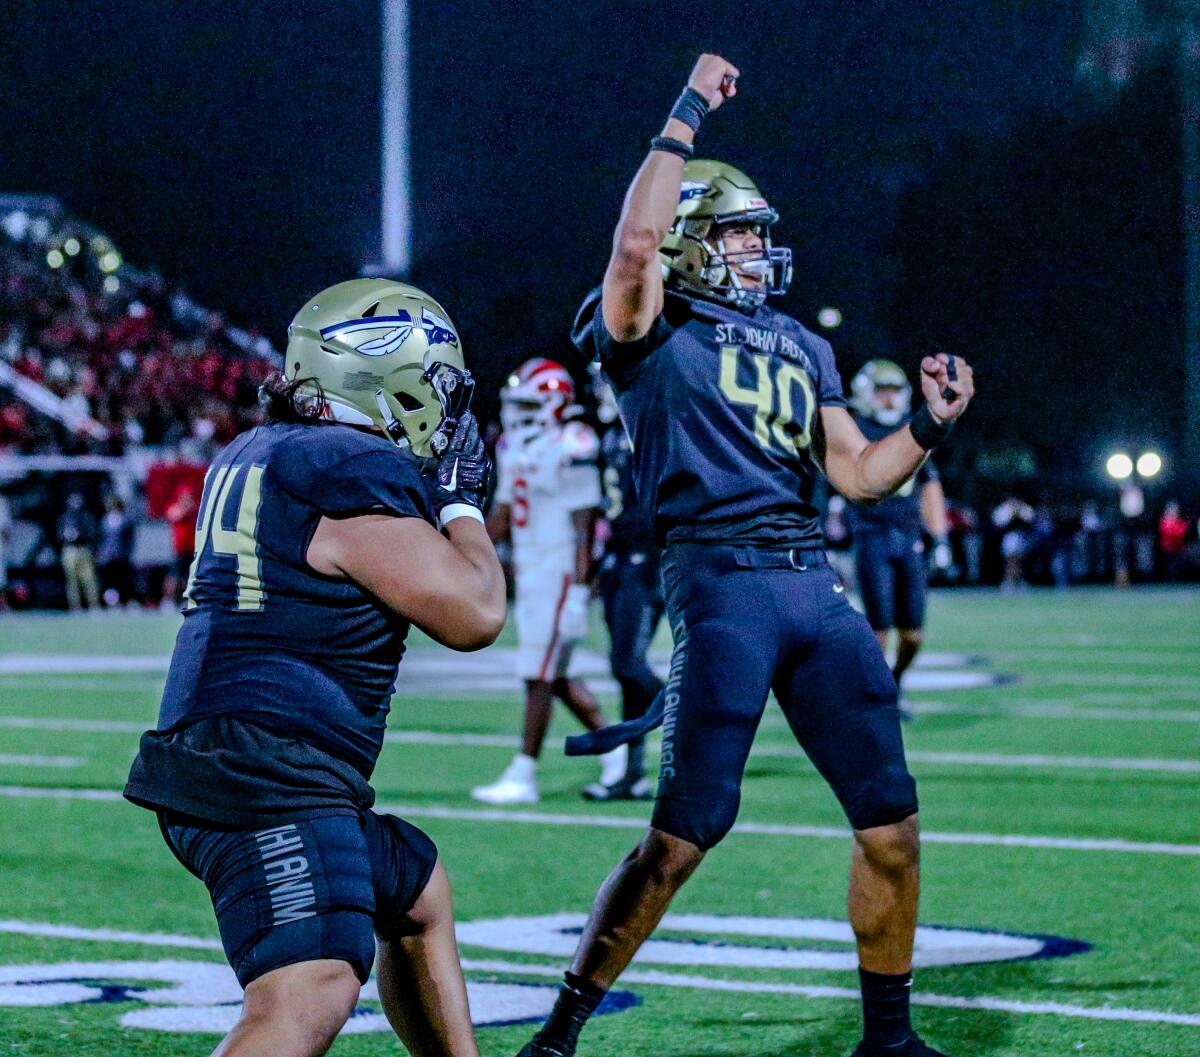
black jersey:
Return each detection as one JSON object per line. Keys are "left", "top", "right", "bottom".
{"left": 573, "top": 288, "right": 847, "bottom": 546}
{"left": 599, "top": 421, "right": 656, "bottom": 551}
{"left": 844, "top": 413, "right": 938, "bottom": 538}
{"left": 125, "top": 422, "right": 434, "bottom": 826}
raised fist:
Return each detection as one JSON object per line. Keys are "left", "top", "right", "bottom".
{"left": 920, "top": 353, "right": 975, "bottom": 424}
{"left": 687, "top": 53, "right": 740, "bottom": 112}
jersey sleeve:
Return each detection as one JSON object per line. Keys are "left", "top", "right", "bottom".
{"left": 493, "top": 436, "right": 514, "bottom": 506}
{"left": 309, "top": 449, "right": 432, "bottom": 522}
{"left": 558, "top": 423, "right": 602, "bottom": 512}
{"left": 571, "top": 287, "right": 673, "bottom": 390}
{"left": 814, "top": 337, "right": 848, "bottom": 408}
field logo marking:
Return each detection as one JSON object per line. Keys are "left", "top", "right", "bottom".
{"left": 3, "top": 920, "right": 1199, "bottom": 1029}
{"left": 0, "top": 959, "right": 638, "bottom": 1033}
{"left": 455, "top": 914, "right": 1088, "bottom": 972}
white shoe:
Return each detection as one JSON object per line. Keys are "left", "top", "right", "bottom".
{"left": 471, "top": 754, "right": 539, "bottom": 804}
{"left": 598, "top": 744, "right": 628, "bottom": 788}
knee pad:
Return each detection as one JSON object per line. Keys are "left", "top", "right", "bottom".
{"left": 652, "top": 791, "right": 740, "bottom": 852}
{"left": 846, "top": 763, "right": 919, "bottom": 832}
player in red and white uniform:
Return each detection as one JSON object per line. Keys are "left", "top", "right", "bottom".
{"left": 472, "top": 359, "right": 627, "bottom": 804}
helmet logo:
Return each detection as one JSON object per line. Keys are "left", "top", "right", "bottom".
{"left": 317, "top": 308, "right": 461, "bottom": 357}
{"left": 321, "top": 311, "right": 415, "bottom": 356}
{"left": 420, "top": 308, "right": 459, "bottom": 348}
{"left": 680, "top": 181, "right": 709, "bottom": 202}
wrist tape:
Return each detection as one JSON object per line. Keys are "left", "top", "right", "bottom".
{"left": 439, "top": 503, "right": 484, "bottom": 529}
{"left": 909, "top": 404, "right": 954, "bottom": 451}
{"left": 669, "top": 86, "right": 709, "bottom": 131}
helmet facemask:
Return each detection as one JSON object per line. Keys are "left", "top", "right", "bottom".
{"left": 375, "top": 353, "right": 475, "bottom": 456}
{"left": 670, "top": 213, "right": 792, "bottom": 312}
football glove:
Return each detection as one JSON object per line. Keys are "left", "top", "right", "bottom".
{"left": 422, "top": 411, "right": 492, "bottom": 528}
{"left": 557, "top": 583, "right": 591, "bottom": 644}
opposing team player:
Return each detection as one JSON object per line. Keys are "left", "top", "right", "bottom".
{"left": 586, "top": 367, "right": 663, "bottom": 800}
{"left": 516, "top": 55, "right": 974, "bottom": 1057}
{"left": 124, "top": 279, "right": 505, "bottom": 1057}
{"left": 471, "top": 359, "right": 626, "bottom": 804}
{"left": 847, "top": 360, "right": 952, "bottom": 712}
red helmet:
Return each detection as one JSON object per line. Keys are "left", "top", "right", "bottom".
{"left": 501, "top": 358, "right": 575, "bottom": 435}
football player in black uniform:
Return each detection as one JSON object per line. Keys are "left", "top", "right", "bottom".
{"left": 516, "top": 55, "right": 974, "bottom": 1057}
{"left": 847, "top": 360, "right": 952, "bottom": 713}
{"left": 125, "top": 279, "right": 505, "bottom": 1057}
{"left": 585, "top": 368, "right": 664, "bottom": 800}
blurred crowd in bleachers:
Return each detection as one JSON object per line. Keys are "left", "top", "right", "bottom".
{"left": 0, "top": 199, "right": 272, "bottom": 456}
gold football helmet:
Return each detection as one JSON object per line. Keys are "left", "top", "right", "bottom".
{"left": 659, "top": 159, "right": 792, "bottom": 311}
{"left": 284, "top": 278, "right": 472, "bottom": 457}
{"left": 851, "top": 359, "right": 912, "bottom": 426}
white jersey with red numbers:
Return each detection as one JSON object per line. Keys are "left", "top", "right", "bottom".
{"left": 496, "top": 420, "right": 601, "bottom": 681}
{"left": 495, "top": 420, "right": 601, "bottom": 573}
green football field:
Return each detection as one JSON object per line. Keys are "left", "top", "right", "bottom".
{"left": 1, "top": 588, "right": 1198, "bottom": 1057}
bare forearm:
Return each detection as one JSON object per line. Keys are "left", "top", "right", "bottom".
{"left": 612, "top": 119, "right": 694, "bottom": 253}
{"left": 444, "top": 518, "right": 507, "bottom": 626}
{"left": 920, "top": 481, "right": 948, "bottom": 537}
{"left": 840, "top": 429, "right": 930, "bottom": 504}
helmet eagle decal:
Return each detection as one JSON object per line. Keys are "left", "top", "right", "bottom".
{"left": 285, "top": 278, "right": 472, "bottom": 457}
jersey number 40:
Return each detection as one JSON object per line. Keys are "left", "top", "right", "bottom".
{"left": 718, "top": 345, "right": 816, "bottom": 455}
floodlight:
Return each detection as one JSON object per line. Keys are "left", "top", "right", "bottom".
{"left": 1136, "top": 451, "right": 1162, "bottom": 478}
{"left": 1105, "top": 452, "right": 1133, "bottom": 480}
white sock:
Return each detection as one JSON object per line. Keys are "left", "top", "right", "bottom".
{"left": 509, "top": 753, "right": 537, "bottom": 781}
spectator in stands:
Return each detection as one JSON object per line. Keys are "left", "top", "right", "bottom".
{"left": 98, "top": 495, "right": 136, "bottom": 607}
{"left": 1158, "top": 500, "right": 1190, "bottom": 582}
{"left": 162, "top": 481, "right": 198, "bottom": 606}
{"left": 992, "top": 497, "right": 1033, "bottom": 591}
{"left": 57, "top": 491, "right": 100, "bottom": 611}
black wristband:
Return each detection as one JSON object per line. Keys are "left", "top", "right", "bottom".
{"left": 650, "top": 135, "right": 694, "bottom": 160}
{"left": 909, "top": 403, "right": 953, "bottom": 450}
{"left": 669, "top": 86, "right": 709, "bottom": 131}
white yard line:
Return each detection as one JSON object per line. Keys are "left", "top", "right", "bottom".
{"left": 463, "top": 959, "right": 1200, "bottom": 1028}
{"left": 383, "top": 729, "right": 1200, "bottom": 776}
{"left": 0, "top": 717, "right": 144, "bottom": 733}
{"left": 3, "top": 784, "right": 1198, "bottom": 855}
{"left": 380, "top": 803, "right": 1200, "bottom": 857}
{"left": 2, "top": 721, "right": 1195, "bottom": 776}
{"left": 0, "top": 785, "right": 122, "bottom": 801}
{"left": 0, "top": 656, "right": 170, "bottom": 674}
{"left": 2, "top": 920, "right": 1196, "bottom": 1028}
{"left": 0, "top": 755, "right": 82, "bottom": 768}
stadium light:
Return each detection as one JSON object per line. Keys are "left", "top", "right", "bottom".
{"left": 45, "top": 249, "right": 64, "bottom": 269}
{"left": 103, "top": 276, "right": 120, "bottom": 294}
{"left": 99, "top": 251, "right": 121, "bottom": 273}
{"left": 1105, "top": 452, "right": 1133, "bottom": 480}
{"left": 63, "top": 237, "right": 81, "bottom": 257}
{"left": 1136, "top": 451, "right": 1162, "bottom": 478}
{"left": 817, "top": 306, "right": 842, "bottom": 329}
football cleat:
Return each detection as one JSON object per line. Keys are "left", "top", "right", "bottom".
{"left": 852, "top": 1034, "right": 949, "bottom": 1057}
{"left": 471, "top": 755, "right": 539, "bottom": 805}
{"left": 515, "top": 1040, "right": 575, "bottom": 1057}
{"left": 582, "top": 774, "right": 654, "bottom": 801}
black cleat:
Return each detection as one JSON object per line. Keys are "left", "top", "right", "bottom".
{"left": 516, "top": 1041, "right": 575, "bottom": 1057}
{"left": 582, "top": 774, "right": 654, "bottom": 801}
{"left": 852, "top": 1035, "right": 949, "bottom": 1057}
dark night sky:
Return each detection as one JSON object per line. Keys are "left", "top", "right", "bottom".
{"left": 5, "top": 0, "right": 1177, "bottom": 486}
